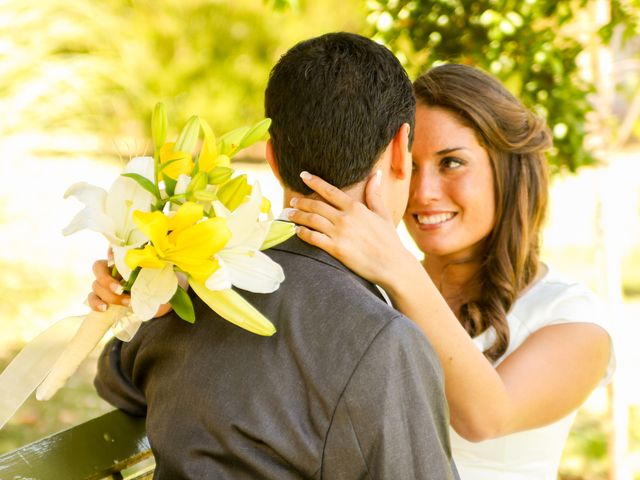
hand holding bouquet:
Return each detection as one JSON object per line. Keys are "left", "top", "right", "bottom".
{"left": 0, "top": 104, "right": 294, "bottom": 426}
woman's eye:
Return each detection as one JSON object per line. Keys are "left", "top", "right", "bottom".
{"left": 441, "top": 157, "right": 464, "bottom": 169}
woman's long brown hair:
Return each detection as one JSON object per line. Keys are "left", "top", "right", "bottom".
{"left": 413, "top": 64, "right": 552, "bottom": 361}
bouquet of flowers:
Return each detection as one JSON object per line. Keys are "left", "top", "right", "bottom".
{"left": 0, "top": 104, "right": 294, "bottom": 427}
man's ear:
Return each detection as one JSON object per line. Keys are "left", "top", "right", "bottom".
{"left": 265, "top": 139, "right": 283, "bottom": 185}
{"left": 390, "top": 123, "right": 412, "bottom": 180}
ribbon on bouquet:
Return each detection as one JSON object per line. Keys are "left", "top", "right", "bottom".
{"left": 0, "top": 305, "right": 138, "bottom": 429}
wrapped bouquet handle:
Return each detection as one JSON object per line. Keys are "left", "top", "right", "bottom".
{"left": 36, "top": 306, "right": 129, "bottom": 401}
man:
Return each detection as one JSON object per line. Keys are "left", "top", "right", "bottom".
{"left": 94, "top": 32, "right": 457, "bottom": 479}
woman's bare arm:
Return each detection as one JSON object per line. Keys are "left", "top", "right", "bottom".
{"left": 289, "top": 172, "right": 611, "bottom": 440}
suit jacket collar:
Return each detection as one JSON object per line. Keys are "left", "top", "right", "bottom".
{"left": 270, "top": 234, "right": 385, "bottom": 301}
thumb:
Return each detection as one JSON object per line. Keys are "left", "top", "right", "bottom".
{"left": 365, "top": 170, "right": 392, "bottom": 220}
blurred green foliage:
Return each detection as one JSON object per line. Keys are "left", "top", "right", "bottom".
{"left": 0, "top": 0, "right": 365, "bottom": 150}
{"left": 366, "top": 0, "right": 640, "bottom": 172}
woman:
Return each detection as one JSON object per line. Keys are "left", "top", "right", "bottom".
{"left": 90, "top": 64, "right": 614, "bottom": 479}
{"left": 285, "top": 64, "right": 614, "bottom": 479}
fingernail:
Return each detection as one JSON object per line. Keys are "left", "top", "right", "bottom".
{"left": 281, "top": 208, "right": 296, "bottom": 220}
{"left": 110, "top": 283, "right": 124, "bottom": 295}
{"left": 107, "top": 258, "right": 115, "bottom": 268}
{"left": 300, "top": 171, "right": 311, "bottom": 180}
{"left": 295, "top": 226, "right": 302, "bottom": 234}
{"left": 375, "top": 169, "right": 382, "bottom": 186}
{"left": 290, "top": 197, "right": 298, "bottom": 207}
{"left": 122, "top": 297, "right": 131, "bottom": 307}
{"left": 98, "top": 303, "right": 107, "bottom": 312}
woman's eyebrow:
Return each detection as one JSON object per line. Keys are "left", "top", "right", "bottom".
{"left": 436, "top": 146, "right": 468, "bottom": 155}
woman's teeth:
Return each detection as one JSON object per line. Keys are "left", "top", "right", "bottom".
{"left": 416, "top": 212, "right": 455, "bottom": 225}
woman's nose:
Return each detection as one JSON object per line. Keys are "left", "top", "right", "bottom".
{"left": 410, "top": 167, "right": 443, "bottom": 204}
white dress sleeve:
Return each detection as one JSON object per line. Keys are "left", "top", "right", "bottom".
{"left": 519, "top": 268, "right": 616, "bottom": 385}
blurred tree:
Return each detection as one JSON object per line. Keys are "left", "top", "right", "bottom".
{"left": 0, "top": 0, "right": 365, "bottom": 152}
{"left": 366, "top": 0, "right": 640, "bottom": 172}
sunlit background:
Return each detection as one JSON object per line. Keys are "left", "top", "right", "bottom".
{"left": 0, "top": 1, "right": 639, "bottom": 478}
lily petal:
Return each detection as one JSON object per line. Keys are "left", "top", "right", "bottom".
{"left": 62, "top": 182, "right": 117, "bottom": 242}
{"left": 112, "top": 245, "right": 134, "bottom": 281}
{"left": 175, "top": 174, "right": 191, "bottom": 196}
{"left": 260, "top": 221, "right": 296, "bottom": 250}
{"left": 130, "top": 265, "right": 178, "bottom": 320}
{"left": 189, "top": 280, "right": 276, "bottom": 336}
{"left": 132, "top": 211, "right": 169, "bottom": 248}
{"left": 204, "top": 264, "right": 232, "bottom": 291}
{"left": 167, "top": 202, "right": 204, "bottom": 234}
{"left": 225, "top": 183, "right": 266, "bottom": 249}
{"left": 125, "top": 245, "right": 166, "bottom": 271}
{"left": 219, "top": 246, "right": 285, "bottom": 293}
{"left": 107, "top": 176, "right": 155, "bottom": 243}
{"left": 123, "top": 156, "right": 155, "bottom": 181}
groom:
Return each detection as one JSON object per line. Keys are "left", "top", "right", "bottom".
{"left": 95, "top": 32, "right": 457, "bottom": 479}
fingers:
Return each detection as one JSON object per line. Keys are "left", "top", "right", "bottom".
{"left": 286, "top": 208, "right": 335, "bottom": 235}
{"left": 155, "top": 304, "right": 173, "bottom": 317}
{"left": 365, "top": 170, "right": 392, "bottom": 221}
{"left": 90, "top": 259, "right": 130, "bottom": 311}
{"left": 299, "top": 171, "right": 353, "bottom": 210}
{"left": 294, "top": 225, "right": 335, "bottom": 255}
{"left": 87, "top": 292, "right": 108, "bottom": 312}
{"left": 290, "top": 195, "right": 342, "bottom": 220}
{"left": 91, "top": 279, "right": 130, "bottom": 307}
{"left": 93, "top": 259, "right": 121, "bottom": 286}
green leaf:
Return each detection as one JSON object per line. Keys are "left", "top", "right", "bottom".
{"left": 163, "top": 174, "right": 177, "bottom": 197}
{"left": 121, "top": 173, "right": 160, "bottom": 199}
{"left": 170, "top": 285, "right": 196, "bottom": 323}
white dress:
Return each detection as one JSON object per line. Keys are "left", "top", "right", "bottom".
{"left": 450, "top": 266, "right": 616, "bottom": 480}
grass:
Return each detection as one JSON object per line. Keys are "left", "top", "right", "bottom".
{"left": 559, "top": 405, "right": 640, "bottom": 480}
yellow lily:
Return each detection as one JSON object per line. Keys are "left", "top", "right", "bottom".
{"left": 125, "top": 202, "right": 231, "bottom": 320}
{"left": 198, "top": 119, "right": 231, "bottom": 173}
{"left": 159, "top": 142, "right": 194, "bottom": 180}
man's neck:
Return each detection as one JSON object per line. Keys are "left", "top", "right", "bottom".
{"left": 281, "top": 182, "right": 366, "bottom": 210}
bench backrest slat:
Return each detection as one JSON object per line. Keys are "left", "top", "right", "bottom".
{"left": 0, "top": 409, "right": 151, "bottom": 480}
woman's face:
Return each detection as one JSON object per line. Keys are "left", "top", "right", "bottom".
{"left": 403, "top": 105, "right": 496, "bottom": 262}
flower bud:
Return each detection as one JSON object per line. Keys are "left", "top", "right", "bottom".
{"left": 208, "top": 165, "right": 234, "bottom": 185}
{"left": 175, "top": 115, "right": 200, "bottom": 154}
{"left": 152, "top": 103, "right": 168, "bottom": 151}
{"left": 217, "top": 175, "right": 251, "bottom": 211}
{"left": 187, "top": 172, "right": 209, "bottom": 196}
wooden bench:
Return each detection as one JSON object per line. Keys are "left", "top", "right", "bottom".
{"left": 0, "top": 409, "right": 154, "bottom": 479}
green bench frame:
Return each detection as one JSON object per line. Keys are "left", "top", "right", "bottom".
{"left": 0, "top": 409, "right": 153, "bottom": 479}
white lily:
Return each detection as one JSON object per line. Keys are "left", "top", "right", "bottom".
{"left": 63, "top": 156, "right": 156, "bottom": 280}
{"left": 206, "top": 182, "right": 284, "bottom": 293}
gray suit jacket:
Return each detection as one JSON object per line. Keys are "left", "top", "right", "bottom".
{"left": 95, "top": 236, "right": 457, "bottom": 479}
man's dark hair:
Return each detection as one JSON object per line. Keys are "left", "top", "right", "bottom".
{"left": 265, "top": 32, "right": 415, "bottom": 194}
